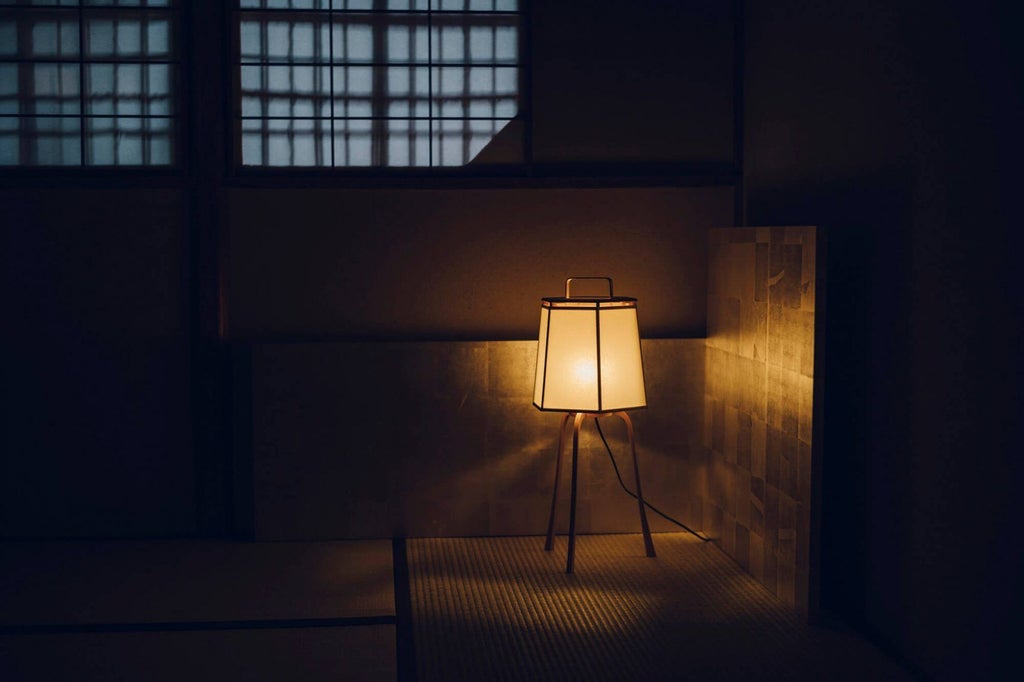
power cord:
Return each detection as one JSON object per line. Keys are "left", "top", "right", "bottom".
{"left": 594, "top": 418, "right": 712, "bottom": 542}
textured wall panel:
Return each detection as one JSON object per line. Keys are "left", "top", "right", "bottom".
{"left": 704, "top": 226, "right": 821, "bottom": 613}
{"left": 247, "top": 339, "right": 705, "bottom": 540}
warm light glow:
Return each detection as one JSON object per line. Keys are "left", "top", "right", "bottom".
{"left": 534, "top": 279, "right": 646, "bottom": 413}
{"left": 572, "top": 359, "right": 598, "bottom": 388}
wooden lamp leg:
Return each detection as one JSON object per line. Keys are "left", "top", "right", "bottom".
{"left": 545, "top": 413, "right": 573, "bottom": 552}
{"left": 618, "top": 411, "right": 656, "bottom": 558}
{"left": 544, "top": 411, "right": 656, "bottom": 573}
{"left": 566, "top": 412, "right": 585, "bottom": 574}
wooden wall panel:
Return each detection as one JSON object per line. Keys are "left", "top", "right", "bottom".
{"left": 703, "top": 226, "right": 821, "bottom": 614}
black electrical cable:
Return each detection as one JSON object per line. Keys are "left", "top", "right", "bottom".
{"left": 594, "top": 418, "right": 712, "bottom": 542}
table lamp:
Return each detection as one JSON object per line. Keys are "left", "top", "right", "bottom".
{"left": 534, "top": 277, "right": 656, "bottom": 573}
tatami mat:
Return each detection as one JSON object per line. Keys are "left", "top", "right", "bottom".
{"left": 0, "top": 626, "right": 396, "bottom": 682}
{"left": 407, "top": 533, "right": 914, "bottom": 682}
{"left": 0, "top": 540, "right": 393, "bottom": 626}
{"left": 0, "top": 540, "right": 397, "bottom": 682}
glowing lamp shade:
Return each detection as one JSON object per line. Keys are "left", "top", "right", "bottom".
{"left": 533, "top": 278, "right": 646, "bottom": 413}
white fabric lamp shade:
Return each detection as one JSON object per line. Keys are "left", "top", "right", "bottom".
{"left": 533, "top": 278, "right": 647, "bottom": 413}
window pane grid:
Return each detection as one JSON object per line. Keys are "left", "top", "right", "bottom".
{"left": 0, "top": 1, "right": 178, "bottom": 166}
{"left": 236, "top": 1, "right": 520, "bottom": 168}
{"left": 237, "top": 1, "right": 515, "bottom": 13}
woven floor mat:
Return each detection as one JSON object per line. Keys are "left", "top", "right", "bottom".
{"left": 407, "top": 533, "right": 912, "bottom": 681}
